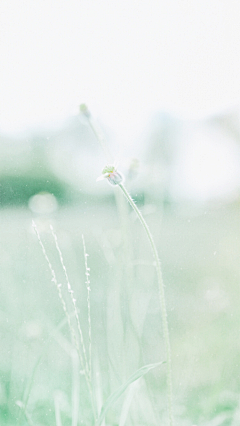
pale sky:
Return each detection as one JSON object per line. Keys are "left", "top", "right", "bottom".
{"left": 1, "top": 0, "right": 240, "bottom": 200}
{"left": 1, "top": 0, "right": 240, "bottom": 138}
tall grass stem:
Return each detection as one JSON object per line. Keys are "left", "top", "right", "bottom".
{"left": 49, "top": 226, "right": 97, "bottom": 420}
{"left": 82, "top": 234, "right": 92, "bottom": 383}
{"left": 50, "top": 225, "right": 90, "bottom": 379}
{"left": 118, "top": 184, "right": 173, "bottom": 426}
{"left": 33, "top": 221, "right": 97, "bottom": 421}
{"left": 81, "top": 105, "right": 173, "bottom": 425}
{"left": 80, "top": 105, "right": 112, "bottom": 163}
{"left": 32, "top": 222, "right": 79, "bottom": 361}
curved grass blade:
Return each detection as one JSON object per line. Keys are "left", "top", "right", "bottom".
{"left": 96, "top": 361, "right": 165, "bottom": 426}
{"left": 119, "top": 380, "right": 139, "bottom": 426}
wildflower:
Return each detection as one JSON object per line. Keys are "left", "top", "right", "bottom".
{"left": 96, "top": 164, "right": 123, "bottom": 186}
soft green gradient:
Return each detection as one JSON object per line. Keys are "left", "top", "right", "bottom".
{"left": 0, "top": 197, "right": 240, "bottom": 425}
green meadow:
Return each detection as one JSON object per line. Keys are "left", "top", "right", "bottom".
{"left": 1, "top": 189, "right": 240, "bottom": 425}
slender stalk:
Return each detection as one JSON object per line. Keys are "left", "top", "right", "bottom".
{"left": 118, "top": 183, "right": 173, "bottom": 426}
{"left": 82, "top": 234, "right": 92, "bottom": 383}
{"left": 80, "top": 104, "right": 174, "bottom": 425}
{"left": 32, "top": 221, "right": 80, "bottom": 363}
{"left": 50, "top": 225, "right": 89, "bottom": 379}
{"left": 50, "top": 225, "right": 97, "bottom": 421}
{"left": 80, "top": 104, "right": 112, "bottom": 163}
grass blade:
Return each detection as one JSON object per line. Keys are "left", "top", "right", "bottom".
{"left": 96, "top": 361, "right": 165, "bottom": 426}
{"left": 119, "top": 380, "right": 139, "bottom": 426}
{"left": 54, "top": 393, "right": 63, "bottom": 426}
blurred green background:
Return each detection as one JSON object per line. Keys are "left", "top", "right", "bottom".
{"left": 1, "top": 111, "right": 240, "bottom": 426}
{"left": 3, "top": 1, "right": 240, "bottom": 424}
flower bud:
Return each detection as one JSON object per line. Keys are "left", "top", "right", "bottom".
{"left": 79, "top": 104, "right": 91, "bottom": 118}
{"left": 97, "top": 164, "right": 123, "bottom": 186}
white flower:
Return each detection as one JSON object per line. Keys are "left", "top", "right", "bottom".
{"left": 96, "top": 164, "right": 123, "bottom": 186}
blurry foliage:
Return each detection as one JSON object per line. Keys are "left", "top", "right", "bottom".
{"left": 1, "top": 111, "right": 240, "bottom": 424}
{"left": 0, "top": 116, "right": 99, "bottom": 208}
{"left": 0, "top": 200, "right": 240, "bottom": 425}
{"left": 0, "top": 174, "right": 68, "bottom": 206}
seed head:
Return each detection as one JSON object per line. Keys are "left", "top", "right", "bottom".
{"left": 79, "top": 104, "right": 91, "bottom": 118}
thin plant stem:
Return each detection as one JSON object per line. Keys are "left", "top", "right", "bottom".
{"left": 80, "top": 104, "right": 112, "bottom": 163}
{"left": 54, "top": 393, "right": 63, "bottom": 426}
{"left": 16, "top": 401, "right": 35, "bottom": 426}
{"left": 80, "top": 104, "right": 174, "bottom": 425}
{"left": 50, "top": 226, "right": 97, "bottom": 421}
{"left": 50, "top": 225, "right": 89, "bottom": 379}
{"left": 32, "top": 221, "right": 79, "bottom": 361}
{"left": 82, "top": 234, "right": 92, "bottom": 383}
{"left": 33, "top": 222, "right": 97, "bottom": 421}
{"left": 81, "top": 236, "right": 97, "bottom": 422}
{"left": 118, "top": 184, "right": 173, "bottom": 426}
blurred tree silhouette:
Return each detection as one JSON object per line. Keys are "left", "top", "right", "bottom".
{"left": 0, "top": 174, "right": 67, "bottom": 206}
